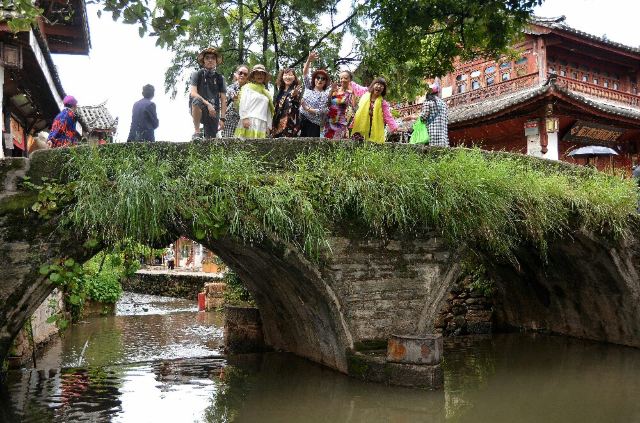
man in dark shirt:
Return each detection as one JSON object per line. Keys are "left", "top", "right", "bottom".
{"left": 127, "top": 84, "right": 159, "bottom": 142}
{"left": 190, "top": 47, "right": 227, "bottom": 138}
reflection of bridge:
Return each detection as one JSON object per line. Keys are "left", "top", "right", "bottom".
{"left": 1, "top": 140, "right": 639, "bottom": 379}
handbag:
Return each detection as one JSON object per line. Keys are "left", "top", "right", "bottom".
{"left": 409, "top": 117, "right": 430, "bottom": 144}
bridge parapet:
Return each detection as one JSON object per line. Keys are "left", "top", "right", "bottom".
{"left": 1, "top": 140, "right": 640, "bottom": 381}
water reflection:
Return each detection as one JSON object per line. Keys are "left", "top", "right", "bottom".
{"left": 208, "top": 353, "right": 445, "bottom": 423}
{"left": 37, "top": 294, "right": 224, "bottom": 369}
{"left": 443, "top": 334, "right": 640, "bottom": 422}
{"left": 3, "top": 291, "right": 640, "bottom": 422}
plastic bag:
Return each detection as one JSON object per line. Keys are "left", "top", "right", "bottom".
{"left": 409, "top": 118, "right": 430, "bottom": 144}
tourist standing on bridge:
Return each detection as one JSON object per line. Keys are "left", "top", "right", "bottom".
{"left": 47, "top": 95, "right": 80, "bottom": 148}
{"left": 420, "top": 79, "right": 449, "bottom": 147}
{"left": 127, "top": 84, "right": 159, "bottom": 142}
{"left": 350, "top": 77, "right": 398, "bottom": 143}
{"left": 324, "top": 70, "right": 357, "bottom": 139}
{"left": 272, "top": 68, "right": 302, "bottom": 138}
{"left": 222, "top": 65, "right": 250, "bottom": 137}
{"left": 189, "top": 47, "right": 227, "bottom": 139}
{"left": 300, "top": 51, "right": 330, "bottom": 137}
{"left": 234, "top": 64, "right": 275, "bottom": 139}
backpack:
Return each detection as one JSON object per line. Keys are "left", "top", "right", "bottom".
{"left": 189, "top": 69, "right": 225, "bottom": 110}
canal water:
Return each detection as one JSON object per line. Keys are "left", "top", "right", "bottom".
{"left": 3, "top": 292, "right": 640, "bottom": 422}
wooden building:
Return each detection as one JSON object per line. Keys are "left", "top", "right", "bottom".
{"left": 76, "top": 102, "right": 118, "bottom": 145}
{"left": 0, "top": 1, "right": 90, "bottom": 158}
{"left": 398, "top": 16, "right": 640, "bottom": 171}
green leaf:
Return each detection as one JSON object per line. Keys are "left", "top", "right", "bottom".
{"left": 83, "top": 239, "right": 99, "bottom": 249}
{"left": 49, "top": 273, "right": 61, "bottom": 283}
{"left": 39, "top": 265, "right": 50, "bottom": 275}
{"left": 64, "top": 258, "right": 75, "bottom": 267}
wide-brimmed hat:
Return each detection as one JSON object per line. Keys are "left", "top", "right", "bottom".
{"left": 311, "top": 69, "right": 330, "bottom": 86}
{"left": 197, "top": 47, "right": 223, "bottom": 66}
{"left": 249, "top": 64, "right": 271, "bottom": 82}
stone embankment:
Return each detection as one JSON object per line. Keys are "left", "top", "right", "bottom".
{"left": 123, "top": 269, "right": 224, "bottom": 300}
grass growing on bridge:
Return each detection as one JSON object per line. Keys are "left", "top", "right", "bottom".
{"left": 61, "top": 142, "right": 638, "bottom": 260}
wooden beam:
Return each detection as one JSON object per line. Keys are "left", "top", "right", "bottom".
{"left": 45, "top": 42, "right": 88, "bottom": 55}
{"left": 42, "top": 24, "right": 83, "bottom": 38}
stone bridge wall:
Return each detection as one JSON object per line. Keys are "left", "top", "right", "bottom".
{"left": 2, "top": 141, "right": 640, "bottom": 379}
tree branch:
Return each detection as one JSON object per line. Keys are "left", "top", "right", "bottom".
{"left": 289, "top": 0, "right": 369, "bottom": 68}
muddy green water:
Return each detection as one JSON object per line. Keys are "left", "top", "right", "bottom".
{"left": 2, "top": 292, "right": 640, "bottom": 422}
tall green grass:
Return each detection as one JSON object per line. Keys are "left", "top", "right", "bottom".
{"left": 62, "top": 143, "right": 639, "bottom": 261}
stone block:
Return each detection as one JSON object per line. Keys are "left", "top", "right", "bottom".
{"left": 386, "top": 334, "right": 443, "bottom": 365}
{"left": 386, "top": 362, "right": 444, "bottom": 389}
{"left": 347, "top": 351, "right": 444, "bottom": 389}
{"left": 224, "top": 306, "right": 265, "bottom": 354}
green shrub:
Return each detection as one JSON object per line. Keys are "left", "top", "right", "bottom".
{"left": 82, "top": 251, "right": 126, "bottom": 304}
{"left": 60, "top": 143, "right": 639, "bottom": 263}
{"left": 223, "top": 271, "right": 254, "bottom": 306}
{"left": 84, "top": 270, "right": 122, "bottom": 304}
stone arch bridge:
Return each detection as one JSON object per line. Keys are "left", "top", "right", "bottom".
{"left": 1, "top": 140, "right": 639, "bottom": 377}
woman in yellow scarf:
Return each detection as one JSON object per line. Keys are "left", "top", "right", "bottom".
{"left": 350, "top": 77, "right": 398, "bottom": 143}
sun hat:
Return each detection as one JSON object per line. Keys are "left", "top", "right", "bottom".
{"left": 197, "top": 47, "right": 223, "bottom": 66}
{"left": 63, "top": 95, "right": 77, "bottom": 107}
{"left": 428, "top": 79, "right": 441, "bottom": 94}
{"left": 311, "top": 69, "right": 330, "bottom": 86}
{"left": 248, "top": 64, "right": 272, "bottom": 83}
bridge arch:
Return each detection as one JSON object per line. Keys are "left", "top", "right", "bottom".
{"left": 2, "top": 140, "right": 640, "bottom": 377}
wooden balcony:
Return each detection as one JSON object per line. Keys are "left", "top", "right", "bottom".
{"left": 553, "top": 76, "right": 640, "bottom": 108}
{"left": 446, "top": 74, "right": 540, "bottom": 108}
{"left": 395, "top": 73, "right": 540, "bottom": 118}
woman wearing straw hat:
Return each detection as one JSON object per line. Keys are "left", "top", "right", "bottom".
{"left": 234, "top": 64, "right": 275, "bottom": 139}
{"left": 300, "top": 51, "right": 330, "bottom": 137}
{"left": 189, "top": 47, "right": 227, "bottom": 139}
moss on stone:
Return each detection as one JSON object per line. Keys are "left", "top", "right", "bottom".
{"left": 353, "top": 339, "right": 388, "bottom": 352}
{"left": 0, "top": 192, "right": 37, "bottom": 214}
{"left": 346, "top": 352, "right": 371, "bottom": 379}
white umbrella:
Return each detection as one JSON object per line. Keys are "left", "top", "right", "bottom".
{"left": 567, "top": 146, "right": 618, "bottom": 158}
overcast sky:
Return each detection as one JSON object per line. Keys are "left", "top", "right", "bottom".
{"left": 52, "top": 0, "right": 640, "bottom": 142}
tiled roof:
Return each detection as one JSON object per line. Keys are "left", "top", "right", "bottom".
{"left": 449, "top": 84, "right": 550, "bottom": 124}
{"left": 529, "top": 16, "right": 640, "bottom": 55}
{"left": 76, "top": 102, "right": 118, "bottom": 133}
{"left": 560, "top": 89, "right": 640, "bottom": 121}
{"left": 448, "top": 79, "right": 640, "bottom": 124}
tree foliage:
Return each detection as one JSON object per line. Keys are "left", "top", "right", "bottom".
{"left": 12, "top": 0, "right": 543, "bottom": 100}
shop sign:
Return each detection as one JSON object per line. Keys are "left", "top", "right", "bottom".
{"left": 524, "top": 119, "right": 539, "bottom": 136}
{"left": 563, "top": 121, "right": 624, "bottom": 144}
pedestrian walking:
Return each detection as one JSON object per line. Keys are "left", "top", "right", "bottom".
{"left": 127, "top": 84, "right": 159, "bottom": 142}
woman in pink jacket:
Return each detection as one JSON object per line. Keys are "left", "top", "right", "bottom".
{"left": 349, "top": 77, "right": 398, "bottom": 143}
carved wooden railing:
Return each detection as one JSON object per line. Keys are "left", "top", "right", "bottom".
{"left": 395, "top": 73, "right": 540, "bottom": 118}
{"left": 395, "top": 73, "right": 640, "bottom": 119}
{"left": 553, "top": 76, "right": 640, "bottom": 108}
